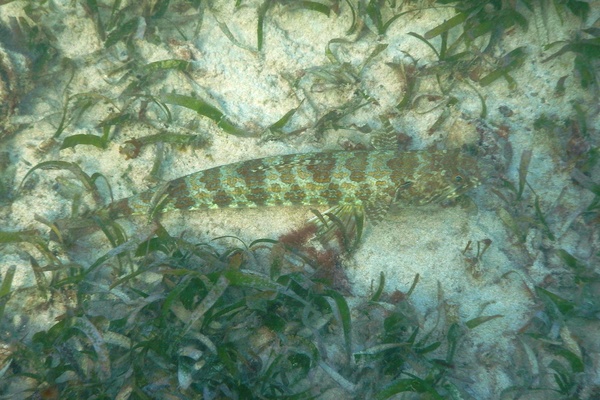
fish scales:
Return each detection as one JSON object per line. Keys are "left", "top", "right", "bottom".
{"left": 105, "top": 149, "right": 480, "bottom": 221}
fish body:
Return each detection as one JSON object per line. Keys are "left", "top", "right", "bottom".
{"left": 105, "top": 149, "right": 480, "bottom": 223}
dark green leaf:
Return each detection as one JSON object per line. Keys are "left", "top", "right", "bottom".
{"left": 141, "top": 59, "right": 191, "bottom": 73}
{"left": 360, "top": 43, "right": 388, "bottom": 73}
{"left": 534, "top": 196, "right": 555, "bottom": 241}
{"left": 60, "top": 134, "right": 108, "bottom": 150}
{"left": 415, "top": 341, "right": 441, "bottom": 354}
{"left": 465, "top": 314, "right": 503, "bottom": 329}
{"left": 381, "top": 10, "right": 416, "bottom": 35}
{"left": 424, "top": 13, "right": 467, "bottom": 39}
{"left": 296, "top": 1, "right": 330, "bottom": 16}
{"left": 183, "top": 274, "right": 229, "bottom": 334}
{"left": 566, "top": 0, "right": 589, "bottom": 20}
{"left": 73, "top": 317, "right": 111, "bottom": 380}
{"left": 84, "top": 0, "right": 105, "bottom": 40}
{"left": 105, "top": 17, "right": 138, "bottom": 48}
{"left": 466, "top": 10, "right": 527, "bottom": 40}
{"left": 150, "top": 0, "right": 171, "bottom": 18}
{"left": 257, "top": 0, "right": 271, "bottom": 51}
{"left": 517, "top": 149, "right": 532, "bottom": 200}
{"left": 163, "top": 93, "right": 223, "bottom": 121}
{"left": 324, "top": 289, "right": 352, "bottom": 361}
{"left": 366, "top": 0, "right": 383, "bottom": 34}
{"left": 375, "top": 378, "right": 443, "bottom": 400}
{"left": 215, "top": 19, "right": 257, "bottom": 53}
{"left": 162, "top": 93, "right": 250, "bottom": 137}
{"left": 574, "top": 54, "right": 597, "bottom": 88}
{"left": 557, "top": 249, "right": 586, "bottom": 273}
{"left": 268, "top": 105, "right": 301, "bottom": 132}
{"left": 370, "top": 272, "right": 385, "bottom": 302}
{"left": 479, "top": 47, "right": 527, "bottom": 87}
{"left": 343, "top": 0, "right": 358, "bottom": 35}
{"left": 20, "top": 161, "right": 102, "bottom": 203}
{"left": 407, "top": 32, "right": 439, "bottom": 58}
{"left": 0, "top": 265, "right": 16, "bottom": 321}
{"left": 535, "top": 286, "right": 574, "bottom": 315}
{"left": 554, "top": 346, "right": 584, "bottom": 373}
{"left": 446, "top": 323, "right": 461, "bottom": 363}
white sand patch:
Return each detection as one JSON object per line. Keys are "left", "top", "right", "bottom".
{"left": 1, "top": 1, "right": 599, "bottom": 397}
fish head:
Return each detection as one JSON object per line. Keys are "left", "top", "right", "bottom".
{"left": 445, "top": 150, "right": 482, "bottom": 199}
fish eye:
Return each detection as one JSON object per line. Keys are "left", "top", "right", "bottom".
{"left": 454, "top": 175, "right": 463, "bottom": 182}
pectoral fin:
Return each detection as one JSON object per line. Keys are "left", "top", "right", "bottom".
{"left": 309, "top": 205, "right": 364, "bottom": 252}
{"left": 308, "top": 195, "right": 394, "bottom": 252}
{"left": 363, "top": 196, "right": 396, "bottom": 226}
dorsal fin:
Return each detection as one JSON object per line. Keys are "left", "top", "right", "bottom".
{"left": 370, "top": 115, "right": 399, "bottom": 150}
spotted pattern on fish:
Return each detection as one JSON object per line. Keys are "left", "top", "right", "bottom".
{"left": 104, "top": 149, "right": 481, "bottom": 223}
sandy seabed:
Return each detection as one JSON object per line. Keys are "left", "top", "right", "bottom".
{"left": 1, "top": 1, "right": 600, "bottom": 398}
